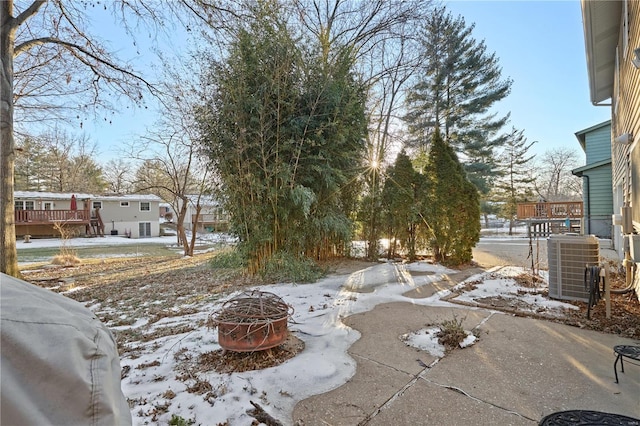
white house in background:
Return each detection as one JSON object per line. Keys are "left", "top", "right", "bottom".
{"left": 166, "top": 195, "right": 229, "bottom": 232}
{"left": 14, "top": 191, "right": 162, "bottom": 238}
{"left": 94, "top": 194, "right": 162, "bottom": 238}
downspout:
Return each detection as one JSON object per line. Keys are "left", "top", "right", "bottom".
{"left": 571, "top": 170, "right": 590, "bottom": 235}
{"left": 584, "top": 174, "right": 591, "bottom": 235}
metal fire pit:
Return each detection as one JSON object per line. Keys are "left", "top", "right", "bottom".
{"left": 214, "top": 290, "right": 293, "bottom": 352}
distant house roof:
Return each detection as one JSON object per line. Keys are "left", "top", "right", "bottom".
{"left": 14, "top": 191, "right": 95, "bottom": 200}
{"left": 14, "top": 191, "right": 162, "bottom": 202}
{"left": 574, "top": 119, "right": 611, "bottom": 151}
{"left": 572, "top": 158, "right": 612, "bottom": 177}
{"left": 186, "top": 194, "right": 222, "bottom": 207}
{"left": 581, "top": 0, "right": 621, "bottom": 104}
{"left": 97, "top": 194, "right": 162, "bottom": 202}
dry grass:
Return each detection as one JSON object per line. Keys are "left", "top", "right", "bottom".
{"left": 51, "top": 254, "right": 81, "bottom": 266}
{"left": 22, "top": 252, "right": 312, "bottom": 374}
{"left": 436, "top": 315, "right": 468, "bottom": 350}
{"left": 196, "top": 333, "right": 305, "bottom": 374}
{"left": 21, "top": 252, "right": 639, "bottom": 371}
{"left": 22, "top": 252, "right": 259, "bottom": 355}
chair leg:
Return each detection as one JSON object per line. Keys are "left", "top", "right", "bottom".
{"left": 614, "top": 354, "right": 621, "bottom": 383}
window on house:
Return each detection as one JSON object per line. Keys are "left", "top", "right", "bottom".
{"left": 93, "top": 201, "right": 102, "bottom": 209}
{"left": 140, "top": 202, "right": 150, "bottom": 212}
{"left": 43, "top": 202, "right": 52, "bottom": 210}
{"left": 15, "top": 201, "right": 35, "bottom": 210}
{"left": 120, "top": 201, "right": 129, "bottom": 207}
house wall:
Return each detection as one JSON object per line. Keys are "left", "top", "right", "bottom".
{"left": 611, "top": 0, "right": 640, "bottom": 227}
{"left": 583, "top": 164, "right": 614, "bottom": 238}
{"left": 611, "top": 0, "right": 640, "bottom": 298}
{"left": 14, "top": 193, "right": 92, "bottom": 211}
{"left": 97, "top": 199, "right": 160, "bottom": 238}
{"left": 176, "top": 196, "right": 229, "bottom": 232}
{"left": 13, "top": 192, "right": 162, "bottom": 238}
{"left": 584, "top": 124, "right": 612, "bottom": 164}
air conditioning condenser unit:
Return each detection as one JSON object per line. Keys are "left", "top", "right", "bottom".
{"left": 547, "top": 235, "right": 599, "bottom": 302}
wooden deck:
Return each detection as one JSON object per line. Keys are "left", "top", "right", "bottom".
{"left": 516, "top": 201, "right": 584, "bottom": 237}
{"left": 15, "top": 209, "right": 91, "bottom": 224}
{"left": 15, "top": 209, "right": 104, "bottom": 237}
{"left": 192, "top": 213, "right": 229, "bottom": 232}
{"left": 516, "top": 201, "right": 583, "bottom": 220}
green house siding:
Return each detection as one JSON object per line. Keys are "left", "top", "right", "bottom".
{"left": 574, "top": 121, "right": 613, "bottom": 238}
{"left": 577, "top": 163, "right": 612, "bottom": 237}
{"left": 584, "top": 124, "right": 611, "bottom": 164}
{"left": 583, "top": 165, "right": 613, "bottom": 216}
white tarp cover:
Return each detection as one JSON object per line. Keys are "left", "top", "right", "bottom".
{"left": 1, "top": 273, "right": 132, "bottom": 426}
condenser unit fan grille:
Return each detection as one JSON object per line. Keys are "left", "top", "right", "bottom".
{"left": 548, "top": 235, "right": 599, "bottom": 302}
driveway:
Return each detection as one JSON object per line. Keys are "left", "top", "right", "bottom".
{"left": 474, "top": 237, "right": 548, "bottom": 269}
{"left": 473, "top": 236, "right": 620, "bottom": 270}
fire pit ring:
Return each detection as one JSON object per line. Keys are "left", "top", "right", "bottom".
{"left": 213, "top": 290, "right": 293, "bottom": 352}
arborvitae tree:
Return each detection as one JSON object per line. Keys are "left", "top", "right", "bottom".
{"left": 423, "top": 129, "right": 480, "bottom": 265}
{"left": 404, "top": 6, "right": 511, "bottom": 193}
{"left": 494, "top": 127, "right": 536, "bottom": 234}
{"left": 381, "top": 150, "right": 422, "bottom": 260}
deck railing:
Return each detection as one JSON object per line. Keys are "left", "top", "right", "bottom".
{"left": 192, "top": 214, "right": 229, "bottom": 224}
{"left": 15, "top": 209, "right": 90, "bottom": 224}
{"left": 516, "top": 201, "right": 583, "bottom": 220}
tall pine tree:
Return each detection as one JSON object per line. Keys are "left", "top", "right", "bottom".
{"left": 404, "top": 6, "right": 511, "bottom": 193}
{"left": 494, "top": 127, "right": 536, "bottom": 235}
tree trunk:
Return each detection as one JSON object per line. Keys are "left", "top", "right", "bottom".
{"left": 187, "top": 204, "right": 203, "bottom": 257}
{"left": 408, "top": 223, "right": 416, "bottom": 261}
{"left": 176, "top": 203, "right": 188, "bottom": 252}
{"left": 1, "top": 1, "right": 20, "bottom": 277}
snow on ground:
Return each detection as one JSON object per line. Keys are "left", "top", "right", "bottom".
{"left": 16, "top": 232, "right": 235, "bottom": 250}
{"left": 115, "top": 261, "right": 459, "bottom": 425}
{"left": 82, "top": 260, "right": 575, "bottom": 426}
{"left": 448, "top": 266, "right": 578, "bottom": 316}
{"left": 19, "top": 235, "right": 579, "bottom": 424}
{"left": 400, "top": 327, "right": 446, "bottom": 357}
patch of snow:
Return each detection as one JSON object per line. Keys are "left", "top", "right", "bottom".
{"left": 39, "top": 256, "right": 584, "bottom": 425}
{"left": 400, "top": 327, "right": 445, "bottom": 357}
{"left": 451, "top": 267, "right": 578, "bottom": 314}
{"left": 459, "top": 334, "right": 477, "bottom": 348}
{"left": 62, "top": 286, "right": 87, "bottom": 294}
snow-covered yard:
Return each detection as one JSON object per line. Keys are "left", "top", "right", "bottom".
{"left": 62, "top": 261, "right": 572, "bottom": 425}
{"left": 18, "top": 235, "right": 634, "bottom": 425}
